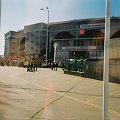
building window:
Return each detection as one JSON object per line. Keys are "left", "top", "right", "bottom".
{"left": 36, "top": 43, "right": 39, "bottom": 46}
{"left": 74, "top": 40, "right": 81, "bottom": 46}
{"left": 62, "top": 41, "right": 65, "bottom": 47}
{"left": 36, "top": 37, "right": 39, "bottom": 39}
{"left": 74, "top": 40, "right": 77, "bottom": 46}
{"left": 66, "top": 41, "right": 69, "bottom": 46}
{"left": 83, "top": 40, "right": 90, "bottom": 46}
{"left": 60, "top": 41, "right": 63, "bottom": 46}
{"left": 43, "top": 31, "right": 46, "bottom": 35}
{"left": 81, "top": 40, "right": 83, "bottom": 46}
{"left": 31, "top": 34, "right": 34, "bottom": 37}
{"left": 31, "top": 47, "right": 33, "bottom": 49}
{"left": 43, "top": 36, "right": 46, "bottom": 40}
{"left": 93, "top": 39, "right": 97, "bottom": 46}
{"left": 97, "top": 39, "right": 101, "bottom": 46}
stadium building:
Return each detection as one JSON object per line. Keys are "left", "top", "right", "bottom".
{"left": 4, "top": 17, "right": 120, "bottom": 62}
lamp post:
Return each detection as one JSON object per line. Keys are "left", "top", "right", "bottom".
{"left": 40, "top": 7, "right": 49, "bottom": 65}
{"left": 23, "top": 49, "right": 25, "bottom": 57}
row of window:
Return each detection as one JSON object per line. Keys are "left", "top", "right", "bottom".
{"left": 27, "top": 31, "right": 39, "bottom": 35}
{"left": 73, "top": 39, "right": 104, "bottom": 46}
{"left": 31, "top": 47, "right": 38, "bottom": 52}
{"left": 56, "top": 51, "right": 103, "bottom": 60}
{"left": 27, "top": 42, "right": 39, "bottom": 46}
{"left": 57, "top": 39, "right": 104, "bottom": 47}
{"left": 26, "top": 48, "right": 39, "bottom": 53}
{"left": 59, "top": 41, "right": 69, "bottom": 47}
{"left": 26, "top": 31, "right": 46, "bottom": 36}
{"left": 69, "top": 51, "right": 103, "bottom": 59}
{"left": 26, "top": 37, "right": 39, "bottom": 40}
{"left": 26, "top": 36, "right": 46, "bottom": 40}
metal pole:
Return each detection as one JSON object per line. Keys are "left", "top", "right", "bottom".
{"left": 40, "top": 7, "right": 49, "bottom": 65}
{"left": 0, "top": 0, "right": 2, "bottom": 30}
{"left": 45, "top": 7, "right": 49, "bottom": 65}
{"left": 54, "top": 42, "right": 57, "bottom": 62}
{"left": 18, "top": 32, "right": 20, "bottom": 55}
{"left": 103, "top": 0, "right": 110, "bottom": 120}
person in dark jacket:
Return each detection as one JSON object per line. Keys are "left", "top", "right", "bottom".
{"left": 27, "top": 61, "right": 30, "bottom": 72}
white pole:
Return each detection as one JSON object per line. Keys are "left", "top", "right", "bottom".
{"left": 18, "top": 32, "right": 20, "bottom": 55}
{"left": 0, "top": 0, "right": 2, "bottom": 29}
{"left": 45, "top": 7, "right": 49, "bottom": 65}
{"left": 41, "top": 8, "right": 49, "bottom": 65}
{"left": 103, "top": 0, "right": 110, "bottom": 120}
{"left": 54, "top": 42, "right": 57, "bottom": 62}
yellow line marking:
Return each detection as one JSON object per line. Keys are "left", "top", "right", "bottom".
{"left": 64, "top": 94, "right": 120, "bottom": 117}
{"left": 11, "top": 73, "right": 120, "bottom": 117}
{"left": 86, "top": 89, "right": 120, "bottom": 103}
{"left": 86, "top": 96, "right": 101, "bottom": 103}
{"left": 109, "top": 89, "right": 120, "bottom": 95}
{"left": 18, "top": 89, "right": 37, "bottom": 100}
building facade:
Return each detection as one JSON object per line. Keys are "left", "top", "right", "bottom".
{"left": 4, "top": 17, "right": 120, "bottom": 62}
{"left": 50, "top": 17, "right": 120, "bottom": 62}
{"left": 24, "top": 22, "right": 47, "bottom": 56}
{"left": 4, "top": 23, "right": 47, "bottom": 57}
{"left": 4, "top": 31, "right": 19, "bottom": 56}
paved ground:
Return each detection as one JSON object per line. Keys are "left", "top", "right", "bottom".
{"left": 0, "top": 66, "right": 120, "bottom": 120}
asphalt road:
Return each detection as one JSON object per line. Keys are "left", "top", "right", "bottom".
{"left": 0, "top": 66, "right": 120, "bottom": 120}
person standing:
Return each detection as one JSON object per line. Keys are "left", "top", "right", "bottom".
{"left": 27, "top": 61, "right": 30, "bottom": 72}
{"left": 51, "top": 61, "right": 54, "bottom": 71}
{"left": 55, "top": 62, "right": 58, "bottom": 71}
{"left": 35, "top": 60, "right": 38, "bottom": 71}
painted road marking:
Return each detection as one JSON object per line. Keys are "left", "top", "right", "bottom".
{"left": 86, "top": 89, "right": 120, "bottom": 103}
{"left": 11, "top": 72, "right": 120, "bottom": 117}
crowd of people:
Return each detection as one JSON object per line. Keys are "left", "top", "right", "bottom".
{"left": 0, "top": 55, "right": 62, "bottom": 72}
{"left": 0, "top": 54, "right": 44, "bottom": 67}
{"left": 26, "top": 60, "right": 38, "bottom": 72}
{"left": 26, "top": 60, "right": 59, "bottom": 72}
{"left": 0, "top": 54, "right": 60, "bottom": 72}
{"left": 51, "top": 62, "right": 58, "bottom": 71}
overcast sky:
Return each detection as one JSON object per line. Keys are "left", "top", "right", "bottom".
{"left": 0, "top": 0, "right": 120, "bottom": 55}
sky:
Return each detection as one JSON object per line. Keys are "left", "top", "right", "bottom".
{"left": 0, "top": 0, "right": 120, "bottom": 55}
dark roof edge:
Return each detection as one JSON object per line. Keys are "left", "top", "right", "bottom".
{"left": 49, "top": 16, "right": 120, "bottom": 25}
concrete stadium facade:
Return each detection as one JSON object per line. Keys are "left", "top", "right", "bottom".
{"left": 4, "top": 17, "right": 120, "bottom": 62}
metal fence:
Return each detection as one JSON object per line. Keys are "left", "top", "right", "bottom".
{"left": 84, "top": 59, "right": 103, "bottom": 80}
{"left": 63, "top": 38, "right": 120, "bottom": 83}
